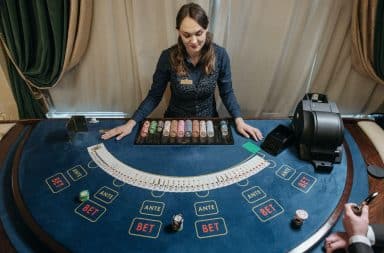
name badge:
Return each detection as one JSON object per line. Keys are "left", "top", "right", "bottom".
{"left": 180, "top": 79, "right": 193, "bottom": 85}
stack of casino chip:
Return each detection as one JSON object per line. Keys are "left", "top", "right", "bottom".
{"left": 199, "top": 120, "right": 207, "bottom": 138}
{"left": 206, "top": 120, "right": 214, "bottom": 137}
{"left": 171, "top": 214, "right": 184, "bottom": 232}
{"left": 79, "top": 190, "right": 90, "bottom": 202}
{"left": 163, "top": 120, "right": 171, "bottom": 137}
{"left": 177, "top": 120, "right": 185, "bottom": 138}
{"left": 149, "top": 120, "right": 157, "bottom": 134}
{"left": 220, "top": 120, "right": 229, "bottom": 136}
{"left": 185, "top": 120, "right": 192, "bottom": 137}
{"left": 192, "top": 120, "right": 200, "bottom": 138}
{"left": 140, "top": 120, "right": 150, "bottom": 137}
{"left": 291, "top": 209, "right": 308, "bottom": 228}
{"left": 170, "top": 120, "right": 178, "bottom": 137}
{"left": 157, "top": 120, "right": 164, "bottom": 133}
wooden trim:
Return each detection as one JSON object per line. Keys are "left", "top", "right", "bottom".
{"left": 10, "top": 124, "right": 69, "bottom": 253}
{"left": 0, "top": 124, "right": 25, "bottom": 253}
{"left": 344, "top": 122, "right": 384, "bottom": 224}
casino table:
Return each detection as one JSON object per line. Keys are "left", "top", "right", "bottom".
{"left": 0, "top": 119, "right": 368, "bottom": 253}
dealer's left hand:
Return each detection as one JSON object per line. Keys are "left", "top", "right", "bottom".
{"left": 235, "top": 117, "right": 263, "bottom": 141}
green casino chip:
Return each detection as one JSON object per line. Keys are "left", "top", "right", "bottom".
{"left": 79, "top": 190, "right": 90, "bottom": 202}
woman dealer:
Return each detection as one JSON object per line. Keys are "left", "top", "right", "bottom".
{"left": 102, "top": 3, "right": 263, "bottom": 141}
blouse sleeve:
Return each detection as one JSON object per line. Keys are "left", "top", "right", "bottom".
{"left": 217, "top": 47, "right": 242, "bottom": 118}
{"left": 131, "top": 50, "right": 171, "bottom": 122}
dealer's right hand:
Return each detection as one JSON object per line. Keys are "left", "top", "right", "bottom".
{"left": 101, "top": 119, "right": 136, "bottom": 140}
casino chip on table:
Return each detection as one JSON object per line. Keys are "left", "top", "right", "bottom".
{"left": 79, "top": 190, "right": 90, "bottom": 202}
{"left": 291, "top": 209, "right": 308, "bottom": 229}
{"left": 171, "top": 214, "right": 184, "bottom": 232}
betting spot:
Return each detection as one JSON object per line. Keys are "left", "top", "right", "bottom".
{"left": 45, "top": 173, "right": 70, "bottom": 193}
{"left": 75, "top": 200, "right": 106, "bottom": 222}
{"left": 94, "top": 186, "right": 119, "bottom": 204}
{"left": 151, "top": 191, "right": 165, "bottom": 198}
{"left": 67, "top": 165, "right": 87, "bottom": 181}
{"left": 195, "top": 218, "right": 227, "bottom": 239}
{"left": 195, "top": 191, "right": 210, "bottom": 198}
{"left": 267, "top": 159, "right": 276, "bottom": 169}
{"left": 275, "top": 165, "right": 296, "bottom": 180}
{"left": 194, "top": 200, "right": 219, "bottom": 216}
{"left": 87, "top": 160, "right": 98, "bottom": 168}
{"left": 292, "top": 172, "right": 317, "bottom": 193}
{"left": 236, "top": 179, "right": 249, "bottom": 187}
{"left": 140, "top": 200, "right": 165, "bottom": 216}
{"left": 242, "top": 186, "right": 266, "bottom": 204}
{"left": 113, "top": 178, "right": 125, "bottom": 187}
{"left": 128, "top": 218, "right": 162, "bottom": 239}
{"left": 252, "top": 199, "right": 284, "bottom": 222}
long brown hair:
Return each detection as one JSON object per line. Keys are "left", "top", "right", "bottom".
{"left": 170, "top": 3, "right": 215, "bottom": 77}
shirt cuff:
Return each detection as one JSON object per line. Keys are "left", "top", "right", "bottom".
{"left": 349, "top": 235, "right": 372, "bottom": 247}
{"left": 131, "top": 112, "right": 144, "bottom": 124}
{"left": 367, "top": 225, "right": 375, "bottom": 245}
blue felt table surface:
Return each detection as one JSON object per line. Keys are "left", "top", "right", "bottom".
{"left": 0, "top": 119, "right": 368, "bottom": 253}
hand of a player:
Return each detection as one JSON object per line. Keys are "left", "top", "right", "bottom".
{"left": 101, "top": 119, "right": 136, "bottom": 140}
{"left": 235, "top": 117, "right": 263, "bottom": 141}
{"left": 324, "top": 232, "right": 348, "bottom": 253}
{"left": 343, "top": 203, "right": 369, "bottom": 237}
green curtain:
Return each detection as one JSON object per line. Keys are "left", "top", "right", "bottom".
{"left": 374, "top": 0, "right": 384, "bottom": 80}
{"left": 0, "top": 0, "right": 68, "bottom": 118}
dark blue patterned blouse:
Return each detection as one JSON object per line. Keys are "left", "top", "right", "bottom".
{"left": 132, "top": 44, "right": 241, "bottom": 122}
